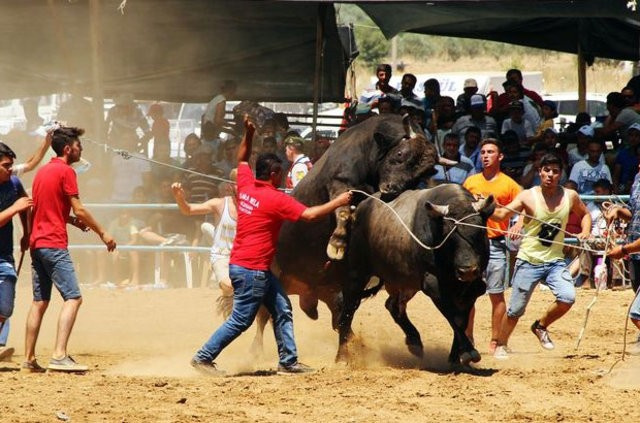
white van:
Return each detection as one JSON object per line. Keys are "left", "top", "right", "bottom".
{"left": 543, "top": 92, "right": 608, "bottom": 131}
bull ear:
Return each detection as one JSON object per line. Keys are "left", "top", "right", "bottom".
{"left": 472, "top": 194, "right": 496, "bottom": 219}
{"left": 425, "top": 201, "right": 449, "bottom": 218}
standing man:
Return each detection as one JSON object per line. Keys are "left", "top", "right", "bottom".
{"left": 284, "top": 137, "right": 312, "bottom": 190}
{"left": 24, "top": 127, "right": 116, "bottom": 372}
{"left": 0, "top": 143, "right": 33, "bottom": 361}
{"left": 190, "top": 118, "right": 352, "bottom": 375}
{"left": 492, "top": 153, "right": 591, "bottom": 359}
{"left": 463, "top": 138, "right": 522, "bottom": 353}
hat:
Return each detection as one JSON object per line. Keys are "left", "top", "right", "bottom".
{"left": 470, "top": 94, "right": 485, "bottom": 108}
{"left": 508, "top": 100, "right": 524, "bottom": 111}
{"left": 285, "top": 136, "right": 305, "bottom": 149}
{"left": 463, "top": 78, "right": 478, "bottom": 89}
{"left": 195, "top": 143, "right": 214, "bottom": 156}
{"left": 577, "top": 125, "right": 595, "bottom": 138}
{"left": 629, "top": 122, "right": 640, "bottom": 133}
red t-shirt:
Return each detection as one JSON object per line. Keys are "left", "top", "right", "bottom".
{"left": 30, "top": 158, "right": 79, "bottom": 249}
{"left": 230, "top": 162, "right": 307, "bottom": 270}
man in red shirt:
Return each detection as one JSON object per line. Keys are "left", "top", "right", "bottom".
{"left": 191, "top": 118, "right": 352, "bottom": 375}
{"left": 24, "top": 127, "right": 116, "bottom": 373}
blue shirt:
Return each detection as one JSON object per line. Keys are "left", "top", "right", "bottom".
{"left": 0, "top": 176, "right": 24, "bottom": 262}
{"left": 628, "top": 173, "right": 640, "bottom": 260}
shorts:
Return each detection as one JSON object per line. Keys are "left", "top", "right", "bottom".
{"left": 0, "top": 260, "right": 17, "bottom": 319}
{"left": 507, "top": 258, "right": 575, "bottom": 319}
{"left": 31, "top": 248, "right": 81, "bottom": 302}
{"left": 485, "top": 238, "right": 508, "bottom": 294}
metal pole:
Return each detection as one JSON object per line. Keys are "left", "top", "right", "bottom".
{"left": 577, "top": 42, "right": 587, "bottom": 113}
{"left": 311, "top": 5, "right": 325, "bottom": 142}
{"left": 89, "top": 0, "right": 106, "bottom": 161}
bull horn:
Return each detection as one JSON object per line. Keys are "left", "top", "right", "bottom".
{"left": 438, "top": 157, "right": 458, "bottom": 166}
{"left": 402, "top": 113, "right": 417, "bottom": 138}
{"left": 425, "top": 201, "right": 449, "bottom": 217}
{"left": 472, "top": 194, "right": 495, "bottom": 212}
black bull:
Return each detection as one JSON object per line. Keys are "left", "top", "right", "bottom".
{"left": 274, "top": 114, "right": 439, "bottom": 325}
{"left": 338, "top": 184, "right": 495, "bottom": 366}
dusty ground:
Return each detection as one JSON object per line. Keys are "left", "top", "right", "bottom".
{"left": 2, "top": 269, "right": 640, "bottom": 423}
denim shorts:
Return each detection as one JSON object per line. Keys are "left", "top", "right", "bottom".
{"left": 0, "top": 260, "right": 17, "bottom": 319}
{"left": 31, "top": 248, "right": 81, "bottom": 301}
{"left": 507, "top": 258, "right": 575, "bottom": 319}
{"left": 485, "top": 238, "right": 508, "bottom": 294}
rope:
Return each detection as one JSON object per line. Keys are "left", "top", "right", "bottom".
{"left": 82, "top": 136, "right": 235, "bottom": 185}
{"left": 348, "top": 189, "right": 478, "bottom": 251}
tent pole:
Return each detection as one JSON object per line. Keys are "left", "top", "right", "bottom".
{"left": 89, "top": 0, "right": 106, "bottom": 156}
{"left": 312, "top": 5, "right": 325, "bottom": 142}
{"left": 577, "top": 43, "right": 587, "bottom": 113}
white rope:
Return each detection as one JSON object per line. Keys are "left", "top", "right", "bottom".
{"left": 348, "top": 189, "right": 478, "bottom": 251}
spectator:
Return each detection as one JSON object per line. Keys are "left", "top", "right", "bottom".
{"left": 613, "top": 122, "right": 640, "bottom": 194}
{"left": 432, "top": 133, "right": 475, "bottom": 184}
{"left": 273, "top": 113, "right": 290, "bottom": 145}
{"left": 183, "top": 144, "right": 220, "bottom": 203}
{"left": 377, "top": 97, "right": 395, "bottom": 114}
{"left": 182, "top": 133, "right": 202, "bottom": 170}
{"left": 597, "top": 91, "right": 640, "bottom": 147}
{"left": 500, "top": 130, "right": 531, "bottom": 183}
{"left": 532, "top": 100, "right": 558, "bottom": 141}
{"left": 569, "top": 139, "right": 612, "bottom": 194}
{"left": 214, "top": 139, "right": 239, "bottom": 180}
{"left": 521, "top": 143, "right": 567, "bottom": 189}
{"left": 492, "top": 68, "right": 544, "bottom": 116}
{"left": 105, "top": 94, "right": 150, "bottom": 153}
{"left": 456, "top": 78, "right": 486, "bottom": 116}
{"left": 106, "top": 210, "right": 141, "bottom": 289}
{"left": 567, "top": 125, "right": 604, "bottom": 168}
{"left": 450, "top": 94, "right": 497, "bottom": 141}
{"left": 148, "top": 103, "right": 170, "bottom": 158}
{"left": 501, "top": 100, "right": 534, "bottom": 146}
{"left": 359, "top": 64, "right": 399, "bottom": 108}
{"left": 284, "top": 137, "right": 312, "bottom": 189}
{"left": 399, "top": 73, "right": 420, "bottom": 105}
{"left": 460, "top": 126, "right": 482, "bottom": 172}
{"left": 422, "top": 78, "right": 441, "bottom": 123}
{"left": 202, "top": 80, "right": 236, "bottom": 144}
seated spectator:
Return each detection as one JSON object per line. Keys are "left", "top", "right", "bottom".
{"left": 377, "top": 97, "right": 395, "bottom": 114}
{"left": 214, "top": 138, "right": 239, "bottom": 180}
{"left": 500, "top": 129, "right": 531, "bottom": 183}
{"left": 450, "top": 94, "right": 497, "bottom": 141}
{"left": 150, "top": 139, "right": 182, "bottom": 183}
{"left": 399, "top": 73, "right": 421, "bottom": 106}
{"left": 456, "top": 78, "right": 486, "bottom": 117}
{"left": 532, "top": 100, "right": 558, "bottom": 141}
{"left": 520, "top": 142, "right": 567, "bottom": 188}
{"left": 459, "top": 126, "right": 482, "bottom": 172}
{"left": 148, "top": 103, "right": 170, "bottom": 158}
{"left": 568, "top": 125, "right": 604, "bottom": 168}
{"left": 569, "top": 139, "right": 612, "bottom": 194}
{"left": 183, "top": 144, "right": 220, "bottom": 203}
{"left": 613, "top": 122, "right": 640, "bottom": 194}
{"left": 490, "top": 68, "right": 544, "bottom": 124}
{"left": 182, "top": 133, "right": 202, "bottom": 170}
{"left": 273, "top": 113, "right": 290, "bottom": 145}
{"left": 107, "top": 210, "right": 141, "bottom": 289}
{"left": 542, "top": 127, "right": 570, "bottom": 170}
{"left": 432, "top": 133, "right": 475, "bottom": 184}
{"left": 501, "top": 100, "right": 534, "bottom": 146}
{"left": 284, "top": 137, "right": 312, "bottom": 189}
{"left": 598, "top": 91, "right": 640, "bottom": 148}
{"left": 360, "top": 64, "right": 399, "bottom": 108}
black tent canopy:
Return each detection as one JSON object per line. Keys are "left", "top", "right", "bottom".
{"left": 0, "top": 1, "right": 351, "bottom": 102}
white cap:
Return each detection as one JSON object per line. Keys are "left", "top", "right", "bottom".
{"left": 578, "top": 125, "right": 594, "bottom": 138}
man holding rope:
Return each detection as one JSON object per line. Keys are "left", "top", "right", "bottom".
{"left": 190, "top": 117, "right": 352, "bottom": 376}
{"left": 491, "top": 153, "right": 591, "bottom": 359}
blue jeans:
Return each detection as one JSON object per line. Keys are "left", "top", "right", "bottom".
{"left": 0, "top": 260, "right": 17, "bottom": 320}
{"left": 193, "top": 264, "right": 298, "bottom": 366}
{"left": 31, "top": 248, "right": 81, "bottom": 301}
{"left": 485, "top": 238, "right": 508, "bottom": 294}
{"left": 629, "top": 260, "right": 640, "bottom": 321}
{"left": 0, "top": 319, "right": 9, "bottom": 346}
{"left": 507, "top": 259, "right": 575, "bottom": 319}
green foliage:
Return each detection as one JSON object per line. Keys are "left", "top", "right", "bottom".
{"left": 355, "top": 26, "right": 390, "bottom": 66}
{"left": 398, "top": 34, "right": 434, "bottom": 59}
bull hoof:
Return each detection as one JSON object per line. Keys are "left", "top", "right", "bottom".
{"left": 326, "top": 242, "right": 345, "bottom": 261}
{"left": 460, "top": 349, "right": 481, "bottom": 366}
{"left": 407, "top": 343, "right": 424, "bottom": 358}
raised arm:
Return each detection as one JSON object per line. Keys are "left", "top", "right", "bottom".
{"left": 237, "top": 116, "right": 255, "bottom": 164}
{"left": 171, "top": 182, "right": 223, "bottom": 216}
{"left": 20, "top": 132, "right": 52, "bottom": 173}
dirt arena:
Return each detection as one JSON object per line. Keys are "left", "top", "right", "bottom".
{"left": 2, "top": 270, "right": 640, "bottom": 423}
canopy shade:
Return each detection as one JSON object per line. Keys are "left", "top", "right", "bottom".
{"left": 357, "top": 1, "right": 640, "bottom": 62}
{"left": 0, "top": 1, "right": 350, "bottom": 102}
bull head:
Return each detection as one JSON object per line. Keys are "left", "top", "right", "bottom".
{"left": 425, "top": 201, "right": 449, "bottom": 218}
{"left": 471, "top": 194, "right": 496, "bottom": 219}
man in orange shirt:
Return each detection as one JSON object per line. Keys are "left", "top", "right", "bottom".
{"left": 463, "top": 138, "right": 522, "bottom": 354}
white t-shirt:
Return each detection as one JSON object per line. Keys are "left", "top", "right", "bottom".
{"left": 568, "top": 160, "right": 612, "bottom": 194}
{"left": 203, "top": 94, "right": 226, "bottom": 123}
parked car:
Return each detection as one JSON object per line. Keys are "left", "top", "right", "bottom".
{"left": 544, "top": 92, "right": 608, "bottom": 131}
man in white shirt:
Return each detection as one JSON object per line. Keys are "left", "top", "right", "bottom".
{"left": 284, "top": 137, "right": 312, "bottom": 189}
{"left": 569, "top": 139, "right": 612, "bottom": 194}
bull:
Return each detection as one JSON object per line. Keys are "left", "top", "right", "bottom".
{"left": 337, "top": 184, "right": 495, "bottom": 366}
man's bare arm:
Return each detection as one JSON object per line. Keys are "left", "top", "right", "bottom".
{"left": 21, "top": 132, "right": 52, "bottom": 173}
{"left": 171, "top": 182, "right": 223, "bottom": 216}
{"left": 237, "top": 116, "right": 255, "bottom": 164}
{"left": 70, "top": 196, "right": 116, "bottom": 251}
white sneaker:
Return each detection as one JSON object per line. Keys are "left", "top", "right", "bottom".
{"left": 493, "top": 345, "right": 509, "bottom": 360}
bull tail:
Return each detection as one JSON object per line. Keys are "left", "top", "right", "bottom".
{"left": 216, "top": 294, "right": 233, "bottom": 320}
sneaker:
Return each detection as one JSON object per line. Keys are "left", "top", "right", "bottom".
{"left": 493, "top": 345, "right": 509, "bottom": 360}
{"left": 190, "top": 359, "right": 226, "bottom": 376}
{"left": 488, "top": 340, "right": 498, "bottom": 355}
{"left": 277, "top": 362, "right": 315, "bottom": 375}
{"left": 531, "top": 320, "right": 555, "bottom": 350}
{"left": 0, "top": 346, "right": 14, "bottom": 362}
{"left": 48, "top": 355, "right": 89, "bottom": 372}
{"left": 21, "top": 360, "right": 47, "bottom": 373}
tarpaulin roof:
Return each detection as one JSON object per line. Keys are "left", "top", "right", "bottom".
{"left": 356, "top": 0, "right": 640, "bottom": 62}
{"left": 0, "top": 1, "right": 350, "bottom": 102}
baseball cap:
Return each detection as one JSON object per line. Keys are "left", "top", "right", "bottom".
{"left": 577, "top": 125, "right": 595, "bottom": 138}
{"left": 464, "top": 78, "right": 478, "bottom": 89}
{"left": 285, "top": 136, "right": 305, "bottom": 149}
{"left": 508, "top": 100, "right": 524, "bottom": 111}
{"left": 470, "top": 94, "right": 485, "bottom": 108}
{"left": 629, "top": 122, "right": 640, "bottom": 133}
